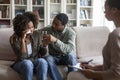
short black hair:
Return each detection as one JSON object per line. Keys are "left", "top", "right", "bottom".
{"left": 106, "top": 0, "right": 120, "bottom": 9}
{"left": 13, "top": 14, "right": 31, "bottom": 37}
{"left": 55, "top": 13, "right": 68, "bottom": 25}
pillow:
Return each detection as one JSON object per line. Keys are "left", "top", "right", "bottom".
{"left": 0, "top": 28, "right": 16, "bottom": 61}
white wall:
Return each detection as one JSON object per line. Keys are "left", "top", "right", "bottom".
{"left": 104, "top": 18, "right": 115, "bottom": 32}
{"left": 93, "top": 0, "right": 104, "bottom": 26}
{"left": 93, "top": 0, "right": 115, "bottom": 31}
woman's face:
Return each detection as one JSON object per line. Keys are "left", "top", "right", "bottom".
{"left": 104, "top": 1, "right": 113, "bottom": 21}
{"left": 24, "top": 21, "right": 34, "bottom": 35}
{"left": 104, "top": 1, "right": 120, "bottom": 21}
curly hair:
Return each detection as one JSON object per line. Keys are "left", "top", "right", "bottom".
{"left": 13, "top": 14, "right": 31, "bottom": 37}
{"left": 23, "top": 11, "right": 39, "bottom": 29}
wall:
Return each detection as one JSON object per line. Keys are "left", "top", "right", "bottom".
{"left": 93, "top": 0, "right": 115, "bottom": 31}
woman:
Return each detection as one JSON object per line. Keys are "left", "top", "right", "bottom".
{"left": 10, "top": 14, "right": 48, "bottom": 80}
{"left": 68, "top": 0, "right": 120, "bottom": 80}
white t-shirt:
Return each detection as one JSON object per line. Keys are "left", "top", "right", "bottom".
{"left": 27, "top": 43, "right": 32, "bottom": 56}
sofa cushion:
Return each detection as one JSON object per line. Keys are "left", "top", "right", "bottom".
{"left": 0, "top": 65, "right": 21, "bottom": 80}
{"left": 73, "top": 27, "right": 110, "bottom": 59}
{"left": 0, "top": 60, "right": 14, "bottom": 66}
{"left": 0, "top": 28, "right": 16, "bottom": 61}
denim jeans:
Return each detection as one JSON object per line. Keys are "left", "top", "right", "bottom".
{"left": 12, "top": 58, "right": 48, "bottom": 80}
{"left": 44, "top": 52, "right": 77, "bottom": 80}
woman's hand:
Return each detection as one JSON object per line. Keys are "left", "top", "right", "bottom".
{"left": 21, "top": 29, "right": 30, "bottom": 41}
{"left": 81, "top": 63, "right": 103, "bottom": 71}
{"left": 80, "top": 63, "right": 94, "bottom": 70}
{"left": 21, "top": 29, "right": 31, "bottom": 54}
{"left": 81, "top": 69, "right": 103, "bottom": 80}
{"left": 81, "top": 69, "right": 95, "bottom": 79}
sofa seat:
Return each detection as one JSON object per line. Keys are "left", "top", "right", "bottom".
{"left": 0, "top": 64, "right": 21, "bottom": 80}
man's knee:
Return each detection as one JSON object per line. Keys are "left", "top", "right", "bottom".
{"left": 67, "top": 52, "right": 77, "bottom": 60}
{"left": 45, "top": 55, "right": 54, "bottom": 63}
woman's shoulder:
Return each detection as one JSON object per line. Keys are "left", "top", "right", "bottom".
{"left": 108, "top": 28, "right": 120, "bottom": 42}
{"left": 111, "top": 28, "right": 120, "bottom": 38}
{"left": 9, "top": 33, "right": 18, "bottom": 44}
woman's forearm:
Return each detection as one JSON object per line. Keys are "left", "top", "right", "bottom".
{"left": 92, "top": 71, "right": 103, "bottom": 80}
{"left": 81, "top": 67, "right": 104, "bottom": 80}
{"left": 93, "top": 65, "right": 103, "bottom": 71}
{"left": 21, "top": 39, "right": 27, "bottom": 53}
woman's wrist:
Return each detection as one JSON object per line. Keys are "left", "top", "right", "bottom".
{"left": 21, "top": 38, "right": 26, "bottom": 43}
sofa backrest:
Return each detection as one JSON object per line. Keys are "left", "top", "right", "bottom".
{"left": 0, "top": 27, "right": 110, "bottom": 61}
{"left": 73, "top": 27, "right": 110, "bottom": 58}
{"left": 0, "top": 28, "right": 16, "bottom": 61}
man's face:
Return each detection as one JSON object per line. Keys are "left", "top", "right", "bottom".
{"left": 52, "top": 17, "right": 65, "bottom": 32}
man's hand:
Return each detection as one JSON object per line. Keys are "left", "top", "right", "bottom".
{"left": 43, "top": 34, "right": 57, "bottom": 44}
{"left": 49, "top": 34, "right": 57, "bottom": 43}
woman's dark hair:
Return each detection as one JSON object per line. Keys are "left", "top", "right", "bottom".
{"left": 23, "top": 11, "right": 39, "bottom": 28}
{"left": 13, "top": 14, "right": 31, "bottom": 37}
{"left": 55, "top": 13, "right": 68, "bottom": 25}
{"left": 106, "top": 0, "right": 120, "bottom": 9}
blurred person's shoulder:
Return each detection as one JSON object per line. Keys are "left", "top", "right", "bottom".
{"left": 109, "top": 27, "right": 120, "bottom": 40}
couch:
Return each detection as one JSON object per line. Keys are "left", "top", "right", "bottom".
{"left": 0, "top": 27, "right": 110, "bottom": 80}
{"left": 67, "top": 26, "right": 110, "bottom": 80}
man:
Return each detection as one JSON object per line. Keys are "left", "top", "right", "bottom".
{"left": 39, "top": 13, "right": 77, "bottom": 80}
